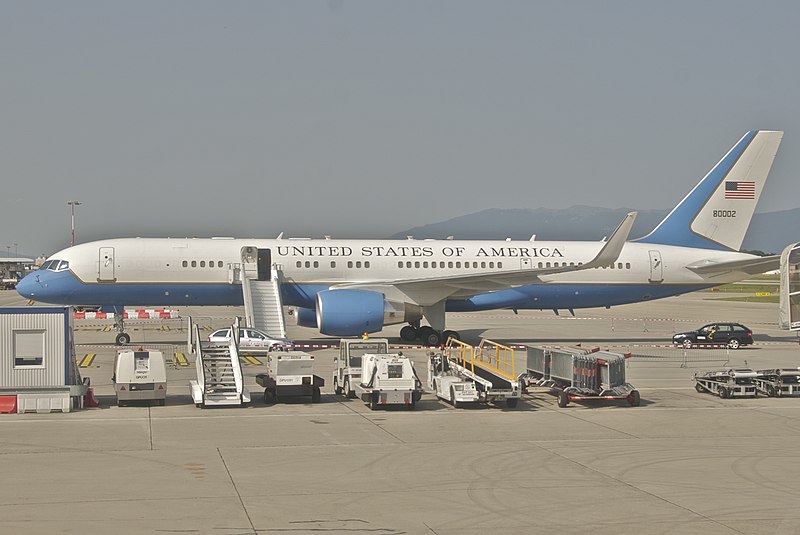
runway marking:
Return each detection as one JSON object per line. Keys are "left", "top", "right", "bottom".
{"left": 78, "top": 354, "right": 96, "bottom": 368}
{"left": 175, "top": 352, "right": 189, "bottom": 366}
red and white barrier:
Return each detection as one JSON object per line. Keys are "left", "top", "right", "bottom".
{"left": 73, "top": 309, "right": 178, "bottom": 320}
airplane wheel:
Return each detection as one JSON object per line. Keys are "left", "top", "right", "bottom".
{"left": 442, "top": 330, "right": 459, "bottom": 344}
{"left": 419, "top": 327, "right": 441, "bottom": 346}
{"left": 115, "top": 332, "right": 131, "bottom": 345}
{"left": 400, "top": 326, "right": 418, "bottom": 342}
{"left": 628, "top": 390, "right": 641, "bottom": 407}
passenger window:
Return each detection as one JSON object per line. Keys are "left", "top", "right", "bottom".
{"left": 191, "top": 261, "right": 197, "bottom": 268}
{"left": 313, "top": 261, "right": 319, "bottom": 268}
{"left": 348, "top": 261, "right": 353, "bottom": 268}
{"left": 538, "top": 262, "right": 543, "bottom": 268}
{"left": 489, "top": 262, "right": 494, "bottom": 268}
{"left": 546, "top": 262, "right": 551, "bottom": 268}
{"left": 498, "top": 262, "right": 503, "bottom": 268}
{"left": 365, "top": 261, "right": 370, "bottom": 268}
{"left": 456, "top": 262, "right": 461, "bottom": 268}
{"left": 625, "top": 263, "right": 631, "bottom": 269}
{"left": 182, "top": 261, "right": 188, "bottom": 268}
{"left": 473, "top": 262, "right": 478, "bottom": 268}
{"left": 415, "top": 261, "right": 420, "bottom": 268}
{"left": 296, "top": 261, "right": 302, "bottom": 268}
{"left": 448, "top": 262, "right": 453, "bottom": 268}
{"left": 218, "top": 261, "right": 223, "bottom": 268}
{"left": 618, "top": 263, "right": 623, "bottom": 269}
{"left": 423, "top": 262, "right": 428, "bottom": 268}
{"left": 305, "top": 261, "right": 311, "bottom": 268}
{"left": 480, "top": 262, "right": 486, "bottom": 269}
{"left": 398, "top": 261, "right": 403, "bottom": 268}
{"left": 356, "top": 261, "right": 362, "bottom": 268}
{"left": 406, "top": 262, "right": 412, "bottom": 268}
{"left": 331, "top": 261, "right": 336, "bottom": 268}
{"left": 200, "top": 261, "right": 205, "bottom": 267}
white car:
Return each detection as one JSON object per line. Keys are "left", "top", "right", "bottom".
{"left": 207, "top": 328, "right": 291, "bottom": 350}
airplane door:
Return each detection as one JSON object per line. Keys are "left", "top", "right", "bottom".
{"left": 520, "top": 258, "right": 532, "bottom": 269}
{"left": 98, "top": 247, "right": 116, "bottom": 282}
{"left": 257, "top": 249, "right": 271, "bottom": 281}
{"left": 648, "top": 250, "right": 663, "bottom": 283}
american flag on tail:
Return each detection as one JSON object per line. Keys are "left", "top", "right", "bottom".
{"left": 724, "top": 181, "right": 755, "bottom": 199}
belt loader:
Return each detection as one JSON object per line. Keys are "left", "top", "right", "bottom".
{"left": 526, "top": 346, "right": 639, "bottom": 407}
{"left": 754, "top": 368, "right": 800, "bottom": 397}
{"left": 693, "top": 368, "right": 757, "bottom": 398}
{"left": 355, "top": 352, "right": 423, "bottom": 410}
{"left": 429, "top": 339, "right": 521, "bottom": 408}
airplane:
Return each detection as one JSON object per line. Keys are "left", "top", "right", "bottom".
{"left": 17, "top": 130, "right": 784, "bottom": 346}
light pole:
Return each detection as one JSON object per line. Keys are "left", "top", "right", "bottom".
{"left": 14, "top": 243, "right": 17, "bottom": 258}
{"left": 67, "top": 201, "right": 82, "bottom": 247}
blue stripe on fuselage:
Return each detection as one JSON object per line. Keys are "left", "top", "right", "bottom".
{"left": 17, "top": 269, "right": 711, "bottom": 312}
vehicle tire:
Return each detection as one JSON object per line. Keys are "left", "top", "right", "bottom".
{"left": 506, "top": 398, "right": 518, "bottom": 409}
{"left": 695, "top": 383, "right": 704, "bottom": 393}
{"left": 400, "top": 325, "right": 418, "bottom": 342}
{"left": 451, "top": 387, "right": 460, "bottom": 408}
{"left": 264, "top": 388, "right": 276, "bottom": 404}
{"left": 558, "top": 390, "right": 569, "bottom": 408}
{"left": 682, "top": 339, "right": 692, "bottom": 349}
{"left": 334, "top": 378, "right": 343, "bottom": 396}
{"left": 312, "top": 386, "right": 321, "bottom": 403}
{"left": 408, "top": 400, "right": 416, "bottom": 410}
{"left": 727, "top": 339, "right": 740, "bottom": 350}
{"left": 344, "top": 379, "right": 356, "bottom": 399}
{"left": 776, "top": 388, "right": 783, "bottom": 398}
{"left": 115, "top": 332, "right": 131, "bottom": 345}
{"left": 369, "top": 393, "right": 378, "bottom": 410}
{"left": 628, "top": 390, "right": 641, "bottom": 407}
{"left": 442, "top": 330, "right": 459, "bottom": 344}
{"left": 719, "top": 387, "right": 729, "bottom": 399}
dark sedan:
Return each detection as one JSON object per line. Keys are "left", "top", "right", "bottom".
{"left": 672, "top": 323, "right": 753, "bottom": 349}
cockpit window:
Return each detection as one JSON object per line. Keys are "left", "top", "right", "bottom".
{"left": 55, "top": 260, "right": 70, "bottom": 271}
{"left": 39, "top": 260, "right": 70, "bottom": 271}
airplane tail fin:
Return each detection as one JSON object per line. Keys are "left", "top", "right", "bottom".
{"left": 636, "top": 130, "right": 783, "bottom": 251}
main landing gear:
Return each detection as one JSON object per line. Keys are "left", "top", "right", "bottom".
{"left": 399, "top": 325, "right": 460, "bottom": 347}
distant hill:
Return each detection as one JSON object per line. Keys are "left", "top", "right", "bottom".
{"left": 391, "top": 206, "right": 800, "bottom": 254}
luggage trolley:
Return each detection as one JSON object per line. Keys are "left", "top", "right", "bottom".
{"left": 693, "top": 368, "right": 758, "bottom": 398}
{"left": 526, "top": 346, "right": 640, "bottom": 407}
{"left": 754, "top": 368, "right": 800, "bottom": 397}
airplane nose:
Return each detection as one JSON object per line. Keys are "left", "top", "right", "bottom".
{"left": 16, "top": 272, "right": 40, "bottom": 299}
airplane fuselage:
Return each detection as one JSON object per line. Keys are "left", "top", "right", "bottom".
{"left": 20, "top": 237, "right": 754, "bottom": 312}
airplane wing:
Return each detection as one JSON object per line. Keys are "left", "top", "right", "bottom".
{"left": 331, "top": 212, "right": 637, "bottom": 304}
{"left": 685, "top": 255, "right": 780, "bottom": 278}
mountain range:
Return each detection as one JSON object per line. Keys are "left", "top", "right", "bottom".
{"left": 391, "top": 207, "right": 800, "bottom": 255}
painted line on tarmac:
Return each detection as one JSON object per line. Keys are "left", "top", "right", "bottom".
{"left": 78, "top": 354, "right": 96, "bottom": 368}
{"left": 175, "top": 352, "right": 189, "bottom": 366}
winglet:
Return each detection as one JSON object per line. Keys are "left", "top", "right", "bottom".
{"left": 582, "top": 212, "right": 637, "bottom": 269}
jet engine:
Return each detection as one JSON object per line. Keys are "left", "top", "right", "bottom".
{"left": 315, "top": 289, "right": 422, "bottom": 336}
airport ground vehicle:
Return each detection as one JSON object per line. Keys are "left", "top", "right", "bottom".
{"left": 754, "top": 368, "right": 800, "bottom": 397}
{"left": 112, "top": 349, "right": 167, "bottom": 406}
{"left": 333, "top": 338, "right": 389, "bottom": 398}
{"left": 526, "top": 346, "right": 639, "bottom": 407}
{"left": 694, "top": 368, "right": 758, "bottom": 398}
{"left": 355, "top": 353, "right": 423, "bottom": 410}
{"left": 208, "top": 327, "right": 291, "bottom": 350}
{"left": 672, "top": 323, "right": 753, "bottom": 349}
{"left": 430, "top": 339, "right": 521, "bottom": 408}
{"left": 256, "top": 351, "right": 324, "bottom": 403}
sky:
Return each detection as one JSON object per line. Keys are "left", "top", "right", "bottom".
{"left": 1, "top": 1, "right": 799, "bottom": 257}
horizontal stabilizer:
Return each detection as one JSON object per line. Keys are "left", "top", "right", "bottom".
{"left": 686, "top": 255, "right": 779, "bottom": 278}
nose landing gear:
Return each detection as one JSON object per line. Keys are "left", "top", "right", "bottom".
{"left": 114, "top": 314, "right": 130, "bottom": 345}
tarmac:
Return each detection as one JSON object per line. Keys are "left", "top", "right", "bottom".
{"left": 1, "top": 289, "right": 800, "bottom": 535}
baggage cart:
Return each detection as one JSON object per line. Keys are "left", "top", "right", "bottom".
{"left": 693, "top": 368, "right": 757, "bottom": 398}
{"left": 754, "top": 368, "right": 800, "bottom": 397}
{"left": 526, "top": 346, "right": 639, "bottom": 407}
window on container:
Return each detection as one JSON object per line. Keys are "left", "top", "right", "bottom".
{"left": 13, "top": 330, "right": 45, "bottom": 367}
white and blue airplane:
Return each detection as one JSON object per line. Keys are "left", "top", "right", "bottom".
{"left": 18, "top": 130, "right": 784, "bottom": 345}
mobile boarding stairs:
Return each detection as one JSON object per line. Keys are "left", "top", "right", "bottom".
{"left": 190, "top": 324, "right": 251, "bottom": 408}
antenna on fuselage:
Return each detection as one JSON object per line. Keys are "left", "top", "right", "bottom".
{"left": 276, "top": 232, "right": 284, "bottom": 239}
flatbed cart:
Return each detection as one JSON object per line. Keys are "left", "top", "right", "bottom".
{"left": 526, "top": 346, "right": 640, "bottom": 407}
{"left": 693, "top": 368, "right": 758, "bottom": 398}
{"left": 754, "top": 368, "right": 800, "bottom": 397}
{"left": 255, "top": 351, "right": 324, "bottom": 403}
